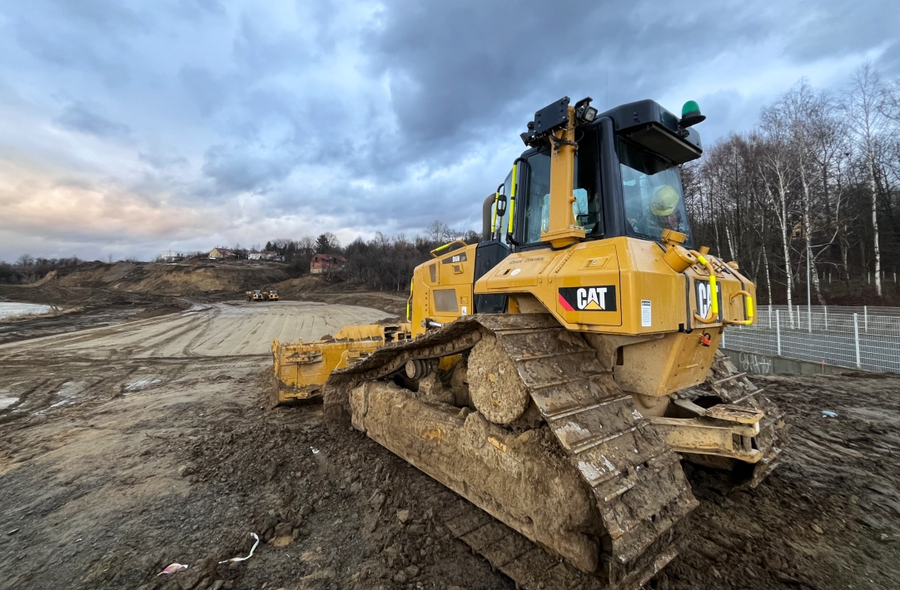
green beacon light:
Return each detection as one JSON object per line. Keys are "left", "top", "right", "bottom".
{"left": 680, "top": 100, "right": 706, "bottom": 128}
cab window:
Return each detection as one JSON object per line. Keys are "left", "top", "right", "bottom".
{"left": 521, "top": 129, "right": 603, "bottom": 245}
{"left": 617, "top": 137, "right": 693, "bottom": 245}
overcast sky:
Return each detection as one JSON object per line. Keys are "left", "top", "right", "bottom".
{"left": 0, "top": 0, "right": 897, "bottom": 262}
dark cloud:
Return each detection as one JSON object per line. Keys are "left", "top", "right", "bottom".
{"left": 179, "top": 66, "right": 231, "bottom": 117}
{"left": 42, "top": 0, "right": 150, "bottom": 33}
{"left": 362, "top": 1, "right": 779, "bottom": 146}
{"left": 14, "top": 17, "right": 132, "bottom": 88}
{"left": 875, "top": 41, "right": 900, "bottom": 78}
{"left": 201, "top": 142, "right": 298, "bottom": 194}
{"left": 55, "top": 102, "right": 131, "bottom": 138}
{"left": 139, "top": 151, "right": 189, "bottom": 170}
{"left": 780, "top": 1, "right": 898, "bottom": 67}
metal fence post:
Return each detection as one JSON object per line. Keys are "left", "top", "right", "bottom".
{"left": 768, "top": 304, "right": 772, "bottom": 328}
{"left": 797, "top": 306, "right": 800, "bottom": 330}
{"left": 853, "top": 313, "right": 861, "bottom": 369}
{"left": 864, "top": 305, "right": 868, "bottom": 333}
{"left": 824, "top": 306, "right": 828, "bottom": 330}
{"left": 776, "top": 310, "right": 781, "bottom": 356}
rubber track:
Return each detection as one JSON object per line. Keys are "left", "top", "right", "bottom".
{"left": 327, "top": 314, "right": 698, "bottom": 588}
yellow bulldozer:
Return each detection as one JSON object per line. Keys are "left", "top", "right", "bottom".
{"left": 270, "top": 96, "right": 786, "bottom": 589}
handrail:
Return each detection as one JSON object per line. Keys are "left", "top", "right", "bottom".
{"left": 690, "top": 252, "right": 718, "bottom": 324}
{"left": 725, "top": 290, "right": 755, "bottom": 326}
{"left": 406, "top": 278, "right": 413, "bottom": 322}
{"left": 430, "top": 240, "right": 468, "bottom": 258}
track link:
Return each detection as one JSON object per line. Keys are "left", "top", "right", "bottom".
{"left": 438, "top": 493, "right": 678, "bottom": 590}
{"left": 325, "top": 314, "right": 697, "bottom": 588}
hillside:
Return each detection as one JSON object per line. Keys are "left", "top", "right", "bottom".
{"left": 0, "top": 260, "right": 291, "bottom": 305}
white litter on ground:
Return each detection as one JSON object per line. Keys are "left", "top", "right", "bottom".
{"left": 219, "top": 532, "right": 260, "bottom": 564}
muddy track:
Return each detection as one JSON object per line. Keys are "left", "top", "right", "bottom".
{"left": 327, "top": 313, "right": 699, "bottom": 588}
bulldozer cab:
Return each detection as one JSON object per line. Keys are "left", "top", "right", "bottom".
{"left": 489, "top": 98, "right": 702, "bottom": 253}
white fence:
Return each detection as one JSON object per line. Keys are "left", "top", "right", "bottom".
{"left": 721, "top": 305, "right": 900, "bottom": 374}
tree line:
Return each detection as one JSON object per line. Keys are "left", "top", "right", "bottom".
{"left": 683, "top": 64, "right": 900, "bottom": 307}
{"left": 0, "top": 255, "right": 83, "bottom": 284}
{"left": 265, "top": 221, "right": 480, "bottom": 290}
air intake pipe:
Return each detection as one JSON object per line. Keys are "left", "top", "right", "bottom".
{"left": 482, "top": 194, "right": 495, "bottom": 241}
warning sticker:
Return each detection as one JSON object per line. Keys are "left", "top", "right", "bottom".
{"left": 641, "top": 300, "right": 651, "bottom": 327}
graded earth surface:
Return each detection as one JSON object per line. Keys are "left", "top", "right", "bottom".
{"left": 1, "top": 262, "right": 899, "bottom": 590}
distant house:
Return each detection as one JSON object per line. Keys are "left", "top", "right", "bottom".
{"left": 248, "top": 250, "right": 283, "bottom": 262}
{"left": 310, "top": 253, "right": 346, "bottom": 274}
{"left": 159, "top": 250, "right": 185, "bottom": 263}
{"left": 209, "top": 247, "right": 235, "bottom": 260}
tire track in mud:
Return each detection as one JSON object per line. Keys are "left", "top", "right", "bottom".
{"left": 231, "top": 314, "right": 271, "bottom": 356}
{"left": 126, "top": 312, "right": 216, "bottom": 359}
{"left": 0, "top": 307, "right": 194, "bottom": 354}
{"left": 176, "top": 306, "right": 222, "bottom": 358}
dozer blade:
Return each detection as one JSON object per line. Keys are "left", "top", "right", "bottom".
{"left": 325, "top": 314, "right": 697, "bottom": 589}
{"left": 269, "top": 323, "right": 410, "bottom": 409}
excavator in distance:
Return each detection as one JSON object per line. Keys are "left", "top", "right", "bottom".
{"left": 270, "top": 96, "right": 786, "bottom": 589}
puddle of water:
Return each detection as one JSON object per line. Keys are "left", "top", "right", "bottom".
{"left": 43, "top": 381, "right": 84, "bottom": 410}
{"left": 125, "top": 378, "right": 162, "bottom": 392}
{"left": 0, "top": 396, "right": 19, "bottom": 410}
{"left": 0, "top": 302, "right": 52, "bottom": 319}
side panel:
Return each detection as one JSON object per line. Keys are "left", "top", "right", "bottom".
{"left": 410, "top": 244, "right": 477, "bottom": 337}
{"left": 475, "top": 236, "right": 754, "bottom": 336}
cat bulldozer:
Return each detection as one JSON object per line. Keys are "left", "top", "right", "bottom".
{"left": 270, "top": 96, "right": 786, "bottom": 589}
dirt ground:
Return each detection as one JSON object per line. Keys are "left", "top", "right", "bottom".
{"left": 1, "top": 289, "right": 899, "bottom": 589}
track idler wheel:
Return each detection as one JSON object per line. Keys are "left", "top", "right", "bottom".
{"left": 466, "top": 333, "right": 530, "bottom": 425}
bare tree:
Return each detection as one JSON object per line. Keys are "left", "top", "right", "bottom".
{"left": 845, "top": 64, "right": 888, "bottom": 296}
{"left": 755, "top": 116, "right": 798, "bottom": 323}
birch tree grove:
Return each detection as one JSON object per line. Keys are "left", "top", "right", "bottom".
{"left": 686, "top": 66, "right": 900, "bottom": 305}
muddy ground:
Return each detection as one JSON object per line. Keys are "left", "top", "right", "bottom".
{"left": 1, "top": 288, "right": 899, "bottom": 590}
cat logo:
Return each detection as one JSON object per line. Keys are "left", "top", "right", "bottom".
{"left": 695, "top": 279, "right": 721, "bottom": 321}
{"left": 558, "top": 286, "right": 617, "bottom": 312}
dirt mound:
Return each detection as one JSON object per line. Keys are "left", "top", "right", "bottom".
{"left": 0, "top": 261, "right": 294, "bottom": 345}
{"left": 50, "top": 261, "right": 291, "bottom": 297}
{"left": 273, "top": 276, "right": 408, "bottom": 317}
